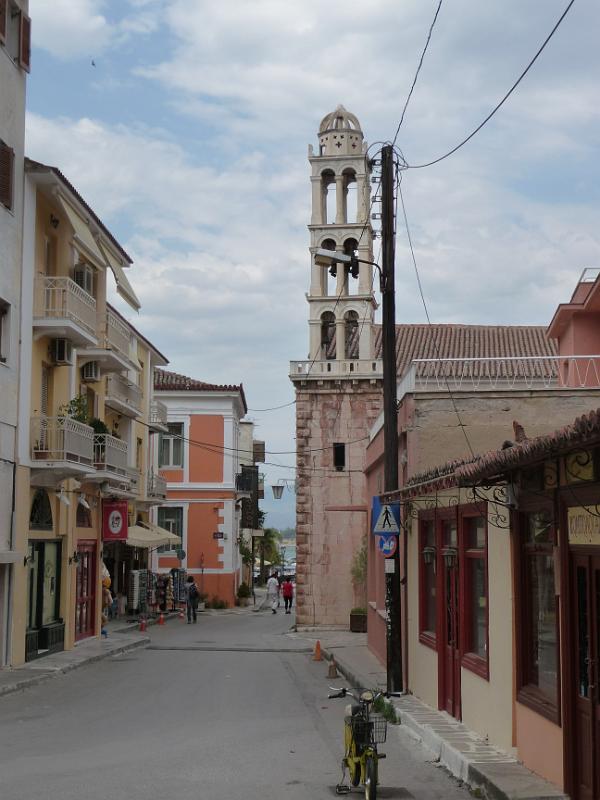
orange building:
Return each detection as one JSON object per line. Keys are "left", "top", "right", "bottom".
{"left": 151, "top": 370, "right": 249, "bottom": 607}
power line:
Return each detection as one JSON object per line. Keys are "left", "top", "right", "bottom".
{"left": 392, "top": 0, "right": 444, "bottom": 147}
{"left": 247, "top": 400, "right": 296, "bottom": 412}
{"left": 407, "top": 0, "right": 576, "bottom": 169}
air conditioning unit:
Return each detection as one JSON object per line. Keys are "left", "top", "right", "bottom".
{"left": 81, "top": 360, "right": 100, "bottom": 382}
{"left": 51, "top": 338, "right": 73, "bottom": 365}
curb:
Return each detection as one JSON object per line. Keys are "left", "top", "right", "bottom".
{"left": 0, "top": 635, "right": 150, "bottom": 699}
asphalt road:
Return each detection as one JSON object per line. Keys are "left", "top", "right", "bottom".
{"left": 0, "top": 608, "right": 472, "bottom": 800}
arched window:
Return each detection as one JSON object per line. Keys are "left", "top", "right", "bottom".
{"left": 343, "top": 169, "right": 357, "bottom": 223}
{"left": 321, "top": 312, "right": 336, "bottom": 360}
{"left": 345, "top": 310, "right": 359, "bottom": 359}
{"left": 29, "top": 489, "right": 53, "bottom": 531}
{"left": 321, "top": 169, "right": 336, "bottom": 224}
{"left": 320, "top": 238, "right": 337, "bottom": 296}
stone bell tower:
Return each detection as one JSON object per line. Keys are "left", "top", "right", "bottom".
{"left": 306, "top": 105, "right": 377, "bottom": 366}
{"left": 291, "top": 106, "right": 383, "bottom": 628}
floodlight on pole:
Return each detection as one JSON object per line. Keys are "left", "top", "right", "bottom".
{"left": 314, "top": 248, "right": 384, "bottom": 291}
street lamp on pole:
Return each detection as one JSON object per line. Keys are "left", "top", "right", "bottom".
{"left": 314, "top": 248, "right": 385, "bottom": 292}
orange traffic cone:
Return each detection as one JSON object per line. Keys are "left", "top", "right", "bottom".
{"left": 139, "top": 617, "right": 147, "bottom": 632}
{"left": 313, "top": 640, "right": 322, "bottom": 661}
{"left": 328, "top": 657, "right": 338, "bottom": 679}
{"left": 158, "top": 612, "right": 165, "bottom": 626}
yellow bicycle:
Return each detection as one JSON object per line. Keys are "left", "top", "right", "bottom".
{"left": 328, "top": 686, "right": 387, "bottom": 799}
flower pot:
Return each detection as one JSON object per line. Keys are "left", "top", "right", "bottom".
{"left": 350, "top": 612, "right": 367, "bottom": 633}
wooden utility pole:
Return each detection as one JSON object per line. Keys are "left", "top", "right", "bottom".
{"left": 381, "top": 144, "right": 403, "bottom": 694}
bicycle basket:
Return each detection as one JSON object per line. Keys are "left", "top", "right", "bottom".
{"left": 351, "top": 714, "right": 387, "bottom": 745}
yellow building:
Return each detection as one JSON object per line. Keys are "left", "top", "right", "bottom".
{"left": 12, "top": 158, "right": 168, "bottom": 665}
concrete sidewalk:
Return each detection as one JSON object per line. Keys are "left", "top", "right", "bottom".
{"left": 294, "top": 629, "right": 566, "bottom": 800}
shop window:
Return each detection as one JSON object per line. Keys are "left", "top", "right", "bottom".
{"left": 460, "top": 514, "right": 488, "bottom": 677}
{"left": 517, "top": 507, "right": 559, "bottom": 721}
{"left": 159, "top": 422, "right": 184, "bottom": 468}
{"left": 157, "top": 506, "right": 183, "bottom": 553}
{"left": 29, "top": 489, "right": 53, "bottom": 531}
{"left": 419, "top": 516, "right": 437, "bottom": 648}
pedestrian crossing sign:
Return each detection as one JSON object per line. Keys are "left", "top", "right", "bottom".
{"left": 373, "top": 502, "right": 400, "bottom": 534}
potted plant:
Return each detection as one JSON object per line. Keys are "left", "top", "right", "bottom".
{"left": 350, "top": 607, "right": 367, "bottom": 632}
{"left": 237, "top": 582, "right": 251, "bottom": 607}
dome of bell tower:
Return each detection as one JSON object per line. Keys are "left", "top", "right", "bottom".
{"left": 317, "top": 104, "right": 364, "bottom": 157}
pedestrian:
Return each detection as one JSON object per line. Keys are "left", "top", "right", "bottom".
{"left": 282, "top": 576, "right": 294, "bottom": 614}
{"left": 266, "top": 571, "right": 279, "bottom": 614}
{"left": 184, "top": 575, "right": 199, "bottom": 624}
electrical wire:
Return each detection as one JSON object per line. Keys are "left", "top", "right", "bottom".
{"left": 407, "top": 0, "right": 576, "bottom": 169}
{"left": 247, "top": 400, "right": 296, "bottom": 412}
{"left": 391, "top": 0, "right": 444, "bottom": 147}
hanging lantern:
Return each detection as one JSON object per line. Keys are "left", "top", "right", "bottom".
{"left": 422, "top": 546, "right": 436, "bottom": 565}
{"left": 272, "top": 484, "right": 284, "bottom": 500}
{"left": 442, "top": 547, "right": 458, "bottom": 569}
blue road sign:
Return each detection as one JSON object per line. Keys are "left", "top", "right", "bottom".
{"left": 373, "top": 501, "right": 401, "bottom": 534}
{"left": 377, "top": 534, "right": 397, "bottom": 557}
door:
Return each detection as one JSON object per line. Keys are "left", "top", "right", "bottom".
{"left": 572, "top": 553, "right": 600, "bottom": 800}
{"left": 75, "top": 541, "right": 96, "bottom": 641}
{"left": 439, "top": 518, "right": 461, "bottom": 718}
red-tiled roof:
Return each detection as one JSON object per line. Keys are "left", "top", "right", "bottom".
{"left": 329, "top": 323, "right": 556, "bottom": 375}
{"left": 154, "top": 369, "right": 247, "bottom": 412}
{"left": 385, "top": 408, "right": 600, "bottom": 500}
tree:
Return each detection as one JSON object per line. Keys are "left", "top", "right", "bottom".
{"left": 259, "top": 527, "right": 282, "bottom": 582}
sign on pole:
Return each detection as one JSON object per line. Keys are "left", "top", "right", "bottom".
{"left": 373, "top": 502, "right": 400, "bottom": 534}
{"left": 377, "top": 534, "right": 398, "bottom": 558}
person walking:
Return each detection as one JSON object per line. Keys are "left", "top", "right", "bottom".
{"left": 184, "top": 575, "right": 200, "bottom": 623}
{"left": 266, "top": 571, "right": 279, "bottom": 614}
{"left": 282, "top": 576, "right": 294, "bottom": 614}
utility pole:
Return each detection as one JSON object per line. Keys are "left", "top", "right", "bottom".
{"left": 381, "top": 143, "right": 403, "bottom": 694}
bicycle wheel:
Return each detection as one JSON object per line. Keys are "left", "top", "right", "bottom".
{"left": 364, "top": 754, "right": 377, "bottom": 800}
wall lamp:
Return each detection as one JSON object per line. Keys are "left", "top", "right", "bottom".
{"left": 422, "top": 546, "right": 436, "bottom": 566}
{"left": 49, "top": 213, "right": 60, "bottom": 229}
{"left": 442, "top": 547, "right": 458, "bottom": 570}
{"left": 23, "top": 554, "right": 33, "bottom": 567}
{"left": 78, "top": 494, "right": 90, "bottom": 510}
{"left": 69, "top": 551, "right": 80, "bottom": 565}
{"left": 56, "top": 488, "right": 70, "bottom": 506}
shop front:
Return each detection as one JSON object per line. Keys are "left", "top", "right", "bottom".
{"left": 74, "top": 540, "right": 97, "bottom": 642}
{"left": 25, "top": 539, "right": 64, "bottom": 661}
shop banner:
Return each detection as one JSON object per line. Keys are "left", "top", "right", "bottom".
{"left": 102, "top": 499, "right": 129, "bottom": 542}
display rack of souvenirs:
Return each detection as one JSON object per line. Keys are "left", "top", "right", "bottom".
{"left": 166, "top": 574, "right": 174, "bottom": 610}
{"left": 156, "top": 574, "right": 169, "bottom": 611}
{"left": 171, "top": 569, "right": 186, "bottom": 604}
{"left": 128, "top": 571, "right": 141, "bottom": 613}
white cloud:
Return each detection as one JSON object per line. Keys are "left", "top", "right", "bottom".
{"left": 30, "top": 0, "right": 112, "bottom": 59}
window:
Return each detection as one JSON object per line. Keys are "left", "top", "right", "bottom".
{"left": 29, "top": 489, "right": 53, "bottom": 531}
{"left": 0, "top": 298, "right": 9, "bottom": 363}
{"left": 76, "top": 501, "right": 92, "bottom": 528}
{"left": 73, "top": 264, "right": 94, "bottom": 296}
{"left": 333, "top": 443, "right": 345, "bottom": 471}
{"left": 1, "top": 2, "right": 30, "bottom": 71}
{"left": 460, "top": 515, "right": 488, "bottom": 675}
{"left": 159, "top": 423, "right": 184, "bottom": 468}
{"left": 0, "top": 140, "right": 14, "bottom": 211}
{"left": 419, "top": 517, "right": 437, "bottom": 648}
{"left": 157, "top": 506, "right": 183, "bottom": 553}
{"left": 517, "top": 507, "right": 559, "bottom": 720}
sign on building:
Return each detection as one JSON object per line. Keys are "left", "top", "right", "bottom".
{"left": 102, "top": 499, "right": 128, "bottom": 541}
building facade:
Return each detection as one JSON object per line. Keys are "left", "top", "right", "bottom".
{"left": 0, "top": 0, "right": 30, "bottom": 666}
{"left": 152, "top": 370, "right": 249, "bottom": 608}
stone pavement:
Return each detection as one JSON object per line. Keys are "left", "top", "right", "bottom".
{"left": 293, "top": 629, "right": 567, "bottom": 800}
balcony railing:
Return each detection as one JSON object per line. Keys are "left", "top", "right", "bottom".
{"left": 149, "top": 399, "right": 168, "bottom": 431}
{"left": 34, "top": 277, "right": 97, "bottom": 338}
{"left": 31, "top": 416, "right": 94, "bottom": 465}
{"left": 105, "top": 373, "right": 143, "bottom": 415}
{"left": 93, "top": 434, "right": 128, "bottom": 476}
{"left": 147, "top": 470, "right": 167, "bottom": 500}
{"left": 397, "top": 356, "right": 600, "bottom": 398}
{"left": 290, "top": 358, "right": 383, "bottom": 379}
{"left": 99, "top": 309, "right": 131, "bottom": 364}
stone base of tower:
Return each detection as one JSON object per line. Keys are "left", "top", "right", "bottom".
{"left": 293, "top": 377, "right": 383, "bottom": 628}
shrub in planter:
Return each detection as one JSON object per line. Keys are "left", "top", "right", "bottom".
{"left": 350, "top": 607, "right": 367, "bottom": 633}
{"left": 237, "top": 582, "right": 251, "bottom": 599}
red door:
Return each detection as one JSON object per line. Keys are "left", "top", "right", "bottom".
{"left": 572, "top": 553, "right": 600, "bottom": 800}
{"left": 439, "top": 518, "right": 461, "bottom": 719}
{"left": 75, "top": 541, "right": 96, "bottom": 641}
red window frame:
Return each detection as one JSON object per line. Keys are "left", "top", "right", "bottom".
{"left": 514, "top": 501, "right": 560, "bottom": 723}
{"left": 459, "top": 508, "right": 489, "bottom": 680}
{"left": 418, "top": 511, "right": 437, "bottom": 649}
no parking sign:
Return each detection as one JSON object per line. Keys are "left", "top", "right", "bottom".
{"left": 377, "top": 533, "right": 397, "bottom": 558}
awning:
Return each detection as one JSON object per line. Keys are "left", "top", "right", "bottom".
{"left": 98, "top": 240, "right": 141, "bottom": 312}
{"left": 56, "top": 194, "right": 106, "bottom": 270}
{"left": 126, "top": 524, "right": 170, "bottom": 549}
{"left": 145, "top": 522, "right": 181, "bottom": 547}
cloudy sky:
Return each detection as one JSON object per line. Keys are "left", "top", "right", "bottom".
{"left": 26, "top": 0, "right": 600, "bottom": 528}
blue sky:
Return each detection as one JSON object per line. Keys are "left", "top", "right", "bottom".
{"left": 26, "top": 0, "right": 600, "bottom": 529}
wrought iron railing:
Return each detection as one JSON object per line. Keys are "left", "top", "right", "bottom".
{"left": 150, "top": 399, "right": 168, "bottom": 429}
{"left": 31, "top": 416, "right": 94, "bottom": 465}
{"left": 34, "top": 277, "right": 97, "bottom": 337}
{"left": 147, "top": 470, "right": 167, "bottom": 499}
{"left": 99, "top": 309, "right": 131, "bottom": 363}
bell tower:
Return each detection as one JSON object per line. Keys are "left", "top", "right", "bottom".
{"left": 307, "top": 105, "right": 377, "bottom": 367}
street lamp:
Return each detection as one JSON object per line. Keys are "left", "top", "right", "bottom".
{"left": 314, "top": 248, "right": 385, "bottom": 291}
{"left": 272, "top": 484, "right": 284, "bottom": 500}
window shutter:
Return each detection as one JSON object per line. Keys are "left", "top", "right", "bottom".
{"left": 19, "top": 11, "right": 31, "bottom": 73}
{"left": 0, "top": 0, "right": 7, "bottom": 45}
{"left": 0, "top": 141, "right": 14, "bottom": 210}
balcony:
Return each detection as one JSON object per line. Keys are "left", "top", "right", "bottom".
{"left": 147, "top": 470, "right": 167, "bottom": 501}
{"left": 83, "top": 309, "right": 135, "bottom": 373}
{"left": 105, "top": 373, "right": 143, "bottom": 418}
{"left": 396, "top": 355, "right": 600, "bottom": 400}
{"left": 30, "top": 416, "right": 94, "bottom": 486}
{"left": 290, "top": 358, "right": 383, "bottom": 381}
{"left": 149, "top": 399, "right": 169, "bottom": 433}
{"left": 87, "top": 433, "right": 129, "bottom": 483}
{"left": 33, "top": 277, "right": 98, "bottom": 347}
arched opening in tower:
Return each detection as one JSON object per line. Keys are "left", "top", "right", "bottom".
{"left": 343, "top": 238, "right": 359, "bottom": 295}
{"left": 321, "top": 311, "right": 336, "bottom": 360}
{"left": 343, "top": 168, "right": 357, "bottom": 224}
{"left": 320, "top": 237, "right": 337, "bottom": 296}
{"left": 344, "top": 310, "right": 359, "bottom": 359}
{"left": 321, "top": 169, "right": 336, "bottom": 225}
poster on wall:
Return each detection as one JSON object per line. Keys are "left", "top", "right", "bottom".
{"left": 102, "top": 499, "right": 129, "bottom": 542}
